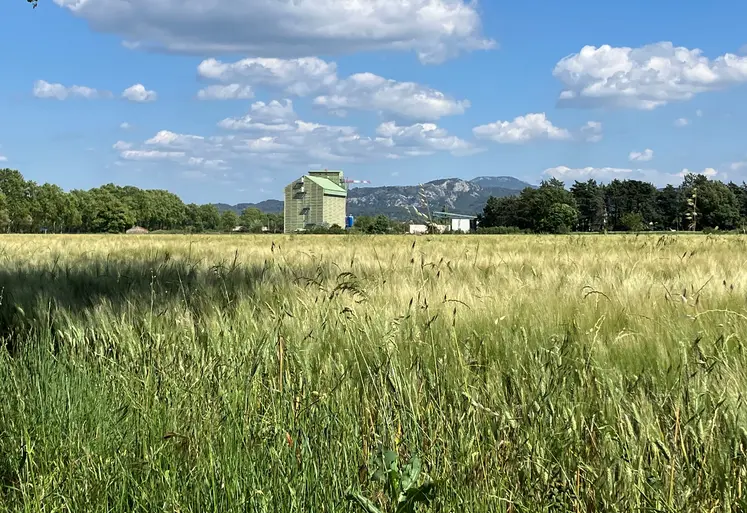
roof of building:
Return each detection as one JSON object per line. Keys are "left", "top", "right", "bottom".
{"left": 305, "top": 175, "right": 347, "bottom": 197}
{"left": 433, "top": 211, "right": 477, "bottom": 220}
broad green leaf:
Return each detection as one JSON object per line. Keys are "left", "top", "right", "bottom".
{"left": 346, "top": 491, "right": 383, "bottom": 513}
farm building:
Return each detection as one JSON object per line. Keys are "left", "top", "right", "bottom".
{"left": 433, "top": 212, "right": 478, "bottom": 233}
{"left": 409, "top": 223, "right": 447, "bottom": 234}
{"left": 284, "top": 170, "right": 347, "bottom": 233}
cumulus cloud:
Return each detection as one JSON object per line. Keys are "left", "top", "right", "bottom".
{"left": 218, "top": 100, "right": 298, "bottom": 132}
{"left": 580, "top": 121, "right": 603, "bottom": 142}
{"left": 122, "top": 84, "right": 157, "bottom": 102}
{"left": 629, "top": 148, "right": 654, "bottom": 162}
{"left": 313, "top": 73, "right": 469, "bottom": 120}
{"left": 200, "top": 57, "right": 467, "bottom": 120}
{"left": 113, "top": 141, "right": 132, "bottom": 151}
{"left": 0, "top": 155, "right": 7, "bottom": 162}
{"left": 553, "top": 42, "right": 747, "bottom": 109}
{"left": 120, "top": 150, "right": 185, "bottom": 160}
{"left": 33, "top": 79, "right": 110, "bottom": 100}
{"left": 545, "top": 166, "right": 637, "bottom": 181}
{"left": 198, "top": 57, "right": 338, "bottom": 96}
{"left": 120, "top": 122, "right": 132, "bottom": 129}
{"left": 678, "top": 167, "right": 718, "bottom": 178}
{"left": 544, "top": 164, "right": 718, "bottom": 186}
{"left": 53, "top": 0, "right": 495, "bottom": 64}
{"left": 375, "top": 121, "right": 479, "bottom": 156}
{"left": 117, "top": 100, "right": 474, "bottom": 170}
{"left": 197, "top": 84, "right": 254, "bottom": 100}
{"left": 674, "top": 117, "right": 690, "bottom": 127}
{"left": 730, "top": 161, "right": 747, "bottom": 171}
{"left": 472, "top": 113, "right": 571, "bottom": 143}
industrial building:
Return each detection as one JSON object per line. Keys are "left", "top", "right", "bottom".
{"left": 433, "top": 212, "right": 478, "bottom": 232}
{"left": 284, "top": 170, "right": 348, "bottom": 233}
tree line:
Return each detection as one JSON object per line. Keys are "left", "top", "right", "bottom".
{"left": 0, "top": 168, "right": 283, "bottom": 233}
{"left": 3, "top": 167, "right": 745, "bottom": 235}
{"left": 478, "top": 173, "right": 747, "bottom": 233}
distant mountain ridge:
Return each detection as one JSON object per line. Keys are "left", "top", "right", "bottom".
{"left": 215, "top": 176, "right": 534, "bottom": 220}
{"left": 214, "top": 199, "right": 284, "bottom": 215}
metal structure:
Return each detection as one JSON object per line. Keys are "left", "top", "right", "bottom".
{"left": 284, "top": 170, "right": 348, "bottom": 233}
{"left": 433, "top": 211, "right": 478, "bottom": 233}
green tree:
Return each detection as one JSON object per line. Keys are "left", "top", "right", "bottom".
{"left": 220, "top": 210, "right": 239, "bottom": 232}
{"left": 478, "top": 196, "right": 520, "bottom": 229}
{"left": 681, "top": 173, "right": 740, "bottom": 230}
{"left": 198, "top": 204, "right": 221, "bottom": 231}
{"left": 620, "top": 212, "right": 645, "bottom": 232}
{"left": 240, "top": 207, "right": 266, "bottom": 232}
{"left": 370, "top": 214, "right": 391, "bottom": 234}
{"left": 539, "top": 203, "right": 578, "bottom": 234}
{"left": 656, "top": 185, "right": 683, "bottom": 230}
{"left": 571, "top": 179, "right": 605, "bottom": 231}
{"left": 0, "top": 169, "right": 34, "bottom": 232}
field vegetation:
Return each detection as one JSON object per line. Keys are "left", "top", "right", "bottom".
{"left": 1, "top": 233, "right": 746, "bottom": 512}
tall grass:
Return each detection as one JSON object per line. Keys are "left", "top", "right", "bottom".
{"left": 1, "top": 233, "right": 746, "bottom": 512}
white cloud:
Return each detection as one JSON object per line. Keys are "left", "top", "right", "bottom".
{"left": 553, "top": 42, "right": 747, "bottom": 109}
{"left": 472, "top": 113, "right": 571, "bottom": 144}
{"left": 629, "top": 148, "right": 654, "bottom": 162}
{"left": 145, "top": 130, "right": 205, "bottom": 149}
{"left": 54, "top": 0, "right": 495, "bottom": 64}
{"left": 545, "top": 166, "right": 637, "bottom": 181}
{"left": 730, "top": 161, "right": 747, "bottom": 171}
{"left": 674, "top": 117, "right": 690, "bottom": 127}
{"left": 0, "top": 155, "right": 7, "bottom": 162}
{"left": 120, "top": 150, "right": 185, "bottom": 160}
{"left": 313, "top": 72, "right": 469, "bottom": 120}
{"left": 33, "top": 79, "right": 110, "bottom": 100}
{"left": 678, "top": 167, "right": 719, "bottom": 178}
{"left": 198, "top": 57, "right": 338, "bottom": 96}
{"left": 120, "top": 122, "right": 132, "bottom": 129}
{"left": 186, "top": 157, "right": 229, "bottom": 169}
{"left": 113, "top": 140, "right": 132, "bottom": 151}
{"left": 218, "top": 100, "right": 298, "bottom": 131}
{"left": 580, "top": 121, "right": 603, "bottom": 142}
{"left": 696, "top": 109, "right": 703, "bottom": 117}
{"left": 375, "top": 121, "right": 479, "bottom": 156}
{"left": 197, "top": 84, "right": 254, "bottom": 100}
{"left": 200, "top": 57, "right": 467, "bottom": 120}
{"left": 119, "top": 101, "right": 473, "bottom": 170}
{"left": 122, "top": 84, "right": 157, "bottom": 102}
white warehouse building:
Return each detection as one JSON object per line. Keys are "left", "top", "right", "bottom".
{"left": 433, "top": 212, "right": 478, "bottom": 233}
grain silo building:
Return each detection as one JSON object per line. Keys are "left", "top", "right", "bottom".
{"left": 284, "top": 170, "right": 347, "bottom": 233}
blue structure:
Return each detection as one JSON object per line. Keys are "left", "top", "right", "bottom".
{"left": 345, "top": 215, "right": 355, "bottom": 229}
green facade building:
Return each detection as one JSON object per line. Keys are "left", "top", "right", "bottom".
{"left": 283, "top": 170, "right": 347, "bottom": 233}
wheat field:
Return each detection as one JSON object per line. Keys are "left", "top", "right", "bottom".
{"left": 1, "top": 233, "right": 746, "bottom": 512}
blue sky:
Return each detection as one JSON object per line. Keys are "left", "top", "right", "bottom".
{"left": 2, "top": 0, "right": 747, "bottom": 204}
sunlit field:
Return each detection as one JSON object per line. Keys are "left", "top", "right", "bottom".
{"left": 1, "top": 233, "right": 746, "bottom": 512}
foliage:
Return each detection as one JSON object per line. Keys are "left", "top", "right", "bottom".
{"left": 620, "top": 212, "right": 645, "bottom": 232}
{"left": 539, "top": 203, "right": 578, "bottom": 234}
{"left": 480, "top": 172, "right": 747, "bottom": 232}
{"left": 0, "top": 168, "right": 283, "bottom": 234}
{"left": 1, "top": 234, "right": 747, "bottom": 511}
{"left": 347, "top": 449, "right": 435, "bottom": 513}
{"left": 220, "top": 210, "right": 239, "bottom": 232}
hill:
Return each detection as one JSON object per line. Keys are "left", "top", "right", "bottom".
{"left": 214, "top": 176, "right": 533, "bottom": 220}
{"left": 214, "top": 199, "right": 284, "bottom": 215}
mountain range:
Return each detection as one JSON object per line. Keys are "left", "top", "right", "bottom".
{"left": 215, "top": 176, "right": 535, "bottom": 220}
